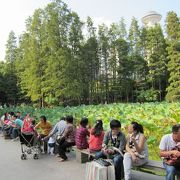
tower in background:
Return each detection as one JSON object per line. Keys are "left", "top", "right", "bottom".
{"left": 142, "top": 11, "right": 162, "bottom": 28}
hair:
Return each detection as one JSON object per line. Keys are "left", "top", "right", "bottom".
{"left": 91, "top": 120, "right": 103, "bottom": 137}
{"left": 40, "top": 115, "right": 47, "bottom": 123}
{"left": 110, "top": 119, "right": 121, "bottom": 129}
{"left": 172, "top": 124, "right": 180, "bottom": 133}
{"left": 16, "top": 111, "right": 21, "bottom": 114}
{"left": 9, "top": 112, "right": 15, "bottom": 116}
{"left": 131, "top": 121, "right": 144, "bottom": 134}
{"left": 4, "top": 112, "right": 9, "bottom": 119}
{"left": 66, "top": 115, "right": 73, "bottom": 124}
{"left": 60, "top": 117, "right": 66, "bottom": 121}
{"left": 80, "top": 117, "right": 88, "bottom": 128}
{"left": 12, "top": 115, "right": 18, "bottom": 119}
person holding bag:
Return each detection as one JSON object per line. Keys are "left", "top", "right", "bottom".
{"left": 57, "top": 115, "right": 75, "bottom": 162}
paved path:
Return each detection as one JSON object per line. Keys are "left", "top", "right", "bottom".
{"left": 0, "top": 136, "right": 164, "bottom": 180}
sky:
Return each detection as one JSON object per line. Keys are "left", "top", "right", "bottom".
{"left": 0, "top": 0, "right": 179, "bottom": 61}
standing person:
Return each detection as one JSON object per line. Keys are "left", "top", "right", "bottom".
{"left": 43, "top": 117, "right": 67, "bottom": 154}
{"left": 89, "top": 120, "right": 104, "bottom": 153}
{"left": 75, "top": 117, "right": 89, "bottom": 149}
{"left": 58, "top": 115, "right": 75, "bottom": 162}
{"left": 159, "top": 124, "right": 180, "bottom": 180}
{"left": 95, "top": 119, "right": 126, "bottom": 180}
{"left": 35, "top": 115, "right": 52, "bottom": 153}
{"left": 123, "top": 122, "right": 148, "bottom": 180}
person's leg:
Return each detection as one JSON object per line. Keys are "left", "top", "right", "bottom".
{"left": 163, "top": 162, "right": 176, "bottom": 180}
{"left": 11, "top": 128, "right": 17, "bottom": 139}
{"left": 113, "top": 154, "right": 123, "bottom": 180}
{"left": 95, "top": 151, "right": 107, "bottom": 159}
{"left": 58, "top": 141, "right": 74, "bottom": 160}
{"left": 40, "top": 134, "right": 47, "bottom": 153}
{"left": 123, "top": 152, "right": 133, "bottom": 180}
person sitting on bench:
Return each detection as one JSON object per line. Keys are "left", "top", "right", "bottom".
{"left": 159, "top": 124, "right": 180, "bottom": 180}
{"left": 89, "top": 120, "right": 104, "bottom": 153}
{"left": 95, "top": 119, "right": 126, "bottom": 180}
{"left": 123, "top": 122, "right": 148, "bottom": 180}
{"left": 75, "top": 117, "right": 89, "bottom": 149}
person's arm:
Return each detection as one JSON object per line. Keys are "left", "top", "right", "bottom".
{"left": 132, "top": 134, "right": 146, "bottom": 154}
{"left": 62, "top": 125, "right": 71, "bottom": 139}
{"left": 48, "top": 124, "right": 58, "bottom": 137}
{"left": 86, "top": 128, "right": 90, "bottom": 136}
{"left": 34, "top": 122, "right": 40, "bottom": 129}
{"left": 119, "top": 133, "right": 126, "bottom": 152}
{"left": 125, "top": 135, "right": 138, "bottom": 162}
{"left": 158, "top": 135, "right": 180, "bottom": 158}
{"left": 102, "top": 131, "right": 109, "bottom": 149}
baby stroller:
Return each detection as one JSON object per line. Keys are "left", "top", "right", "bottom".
{"left": 19, "top": 116, "right": 40, "bottom": 160}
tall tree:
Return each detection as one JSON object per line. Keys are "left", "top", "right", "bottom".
{"left": 166, "top": 11, "right": 180, "bottom": 101}
{"left": 145, "top": 25, "right": 168, "bottom": 100}
{"left": 128, "top": 18, "right": 147, "bottom": 101}
{"left": 4, "top": 31, "right": 19, "bottom": 104}
{"left": 98, "top": 24, "right": 110, "bottom": 103}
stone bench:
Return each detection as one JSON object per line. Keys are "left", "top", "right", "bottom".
{"left": 134, "top": 160, "right": 180, "bottom": 180}
{"left": 72, "top": 146, "right": 95, "bottom": 163}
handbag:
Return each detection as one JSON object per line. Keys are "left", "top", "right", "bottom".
{"left": 56, "top": 134, "right": 65, "bottom": 145}
{"left": 94, "top": 158, "right": 112, "bottom": 167}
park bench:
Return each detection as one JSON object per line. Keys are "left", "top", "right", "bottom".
{"left": 72, "top": 147, "right": 180, "bottom": 180}
{"left": 134, "top": 160, "right": 180, "bottom": 180}
{"left": 72, "top": 146, "right": 95, "bottom": 163}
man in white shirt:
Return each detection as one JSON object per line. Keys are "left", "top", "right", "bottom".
{"left": 159, "top": 124, "right": 180, "bottom": 180}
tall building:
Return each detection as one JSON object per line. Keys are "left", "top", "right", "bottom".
{"left": 142, "top": 11, "right": 162, "bottom": 28}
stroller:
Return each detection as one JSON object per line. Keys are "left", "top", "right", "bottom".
{"left": 19, "top": 116, "right": 40, "bottom": 160}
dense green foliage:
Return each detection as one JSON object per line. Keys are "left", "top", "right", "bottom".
{"left": 0, "top": 0, "right": 179, "bottom": 107}
{"left": 0, "top": 102, "right": 180, "bottom": 160}
{"left": 166, "top": 11, "right": 180, "bottom": 102}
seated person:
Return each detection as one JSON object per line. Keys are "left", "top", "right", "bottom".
{"left": 10, "top": 115, "right": 23, "bottom": 140}
{"left": 21, "top": 114, "right": 34, "bottom": 133}
{"left": 75, "top": 117, "right": 89, "bottom": 149}
{"left": 35, "top": 115, "right": 52, "bottom": 153}
{"left": 1, "top": 112, "right": 10, "bottom": 132}
{"left": 159, "top": 124, "right": 180, "bottom": 180}
{"left": 89, "top": 120, "right": 104, "bottom": 153}
{"left": 57, "top": 115, "right": 75, "bottom": 162}
{"left": 16, "top": 111, "right": 23, "bottom": 120}
{"left": 123, "top": 122, "right": 148, "bottom": 180}
{"left": 95, "top": 119, "right": 126, "bottom": 180}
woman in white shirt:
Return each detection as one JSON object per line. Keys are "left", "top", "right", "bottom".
{"left": 123, "top": 122, "right": 148, "bottom": 180}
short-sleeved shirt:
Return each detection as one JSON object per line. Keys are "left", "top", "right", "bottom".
{"left": 36, "top": 121, "right": 52, "bottom": 136}
{"left": 159, "top": 134, "right": 180, "bottom": 151}
{"left": 15, "top": 118, "right": 23, "bottom": 128}
{"left": 89, "top": 129, "right": 104, "bottom": 151}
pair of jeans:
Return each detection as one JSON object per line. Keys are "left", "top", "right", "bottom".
{"left": 11, "top": 127, "right": 20, "bottom": 139}
{"left": 58, "top": 141, "right": 75, "bottom": 160}
{"left": 163, "top": 162, "right": 180, "bottom": 180}
{"left": 95, "top": 151, "right": 123, "bottom": 180}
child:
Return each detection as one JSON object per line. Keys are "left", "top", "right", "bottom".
{"left": 75, "top": 117, "right": 89, "bottom": 149}
{"left": 89, "top": 120, "right": 104, "bottom": 153}
{"left": 48, "top": 135, "right": 56, "bottom": 155}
